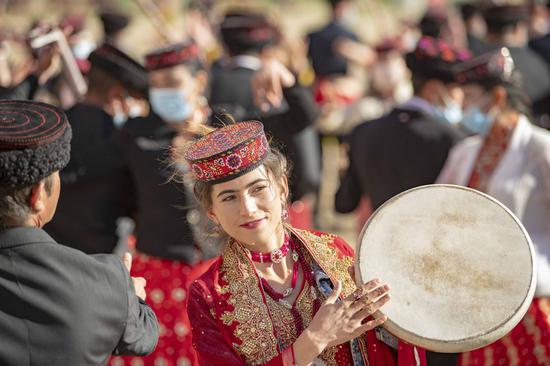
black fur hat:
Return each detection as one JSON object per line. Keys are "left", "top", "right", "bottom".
{"left": 0, "top": 100, "right": 71, "bottom": 188}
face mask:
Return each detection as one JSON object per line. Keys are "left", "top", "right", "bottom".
{"left": 434, "top": 100, "right": 463, "bottom": 125}
{"left": 461, "top": 106, "right": 493, "bottom": 136}
{"left": 149, "top": 88, "right": 193, "bottom": 123}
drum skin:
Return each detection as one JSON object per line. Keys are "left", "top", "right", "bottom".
{"left": 355, "top": 184, "right": 536, "bottom": 353}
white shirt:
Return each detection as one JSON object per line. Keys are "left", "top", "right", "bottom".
{"left": 437, "top": 115, "right": 550, "bottom": 297}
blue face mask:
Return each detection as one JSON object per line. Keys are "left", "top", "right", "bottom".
{"left": 149, "top": 88, "right": 193, "bottom": 123}
{"left": 434, "top": 100, "right": 463, "bottom": 125}
{"left": 461, "top": 106, "right": 493, "bottom": 136}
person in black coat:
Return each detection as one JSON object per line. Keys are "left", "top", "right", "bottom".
{"left": 307, "top": 0, "right": 359, "bottom": 78}
{"left": 210, "top": 10, "right": 320, "bottom": 202}
{"left": 45, "top": 43, "right": 148, "bottom": 254}
{"left": 336, "top": 36, "right": 467, "bottom": 213}
{"left": 108, "top": 41, "right": 212, "bottom": 366}
{"left": 0, "top": 100, "right": 158, "bottom": 366}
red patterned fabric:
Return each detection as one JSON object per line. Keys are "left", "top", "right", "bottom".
{"left": 145, "top": 42, "right": 200, "bottom": 71}
{"left": 467, "top": 117, "right": 517, "bottom": 191}
{"left": 459, "top": 298, "right": 550, "bottom": 366}
{"left": 188, "top": 227, "right": 426, "bottom": 366}
{"left": 109, "top": 252, "right": 216, "bottom": 366}
{"left": 185, "top": 121, "right": 269, "bottom": 183}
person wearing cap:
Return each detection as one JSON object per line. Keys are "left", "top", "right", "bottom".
{"left": 437, "top": 47, "right": 550, "bottom": 366}
{"left": 108, "top": 41, "right": 212, "bottom": 366}
{"left": 336, "top": 36, "right": 467, "bottom": 213}
{"left": 210, "top": 9, "right": 320, "bottom": 226}
{"left": 173, "top": 119, "right": 426, "bottom": 365}
{"left": 0, "top": 100, "right": 158, "bottom": 365}
{"left": 482, "top": 2, "right": 550, "bottom": 108}
{"left": 45, "top": 43, "right": 148, "bottom": 255}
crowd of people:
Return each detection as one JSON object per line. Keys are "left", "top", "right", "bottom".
{"left": 0, "top": 0, "right": 549, "bottom": 365}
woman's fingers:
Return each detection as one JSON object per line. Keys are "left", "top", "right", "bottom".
{"left": 351, "top": 293, "right": 391, "bottom": 321}
{"left": 350, "top": 284, "right": 390, "bottom": 312}
{"left": 353, "top": 315, "right": 388, "bottom": 337}
{"left": 345, "top": 279, "right": 387, "bottom": 305}
{"left": 325, "top": 280, "right": 343, "bottom": 305}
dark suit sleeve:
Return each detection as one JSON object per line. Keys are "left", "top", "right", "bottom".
{"left": 280, "top": 83, "right": 320, "bottom": 135}
{"left": 335, "top": 145, "right": 362, "bottom": 213}
{"left": 112, "top": 259, "right": 159, "bottom": 356}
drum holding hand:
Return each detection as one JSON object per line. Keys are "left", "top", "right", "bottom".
{"left": 305, "top": 278, "right": 391, "bottom": 348}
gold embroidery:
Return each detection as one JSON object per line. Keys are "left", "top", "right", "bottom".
{"left": 292, "top": 228, "right": 356, "bottom": 296}
{"left": 217, "top": 242, "right": 279, "bottom": 365}
{"left": 216, "top": 229, "right": 357, "bottom": 365}
{"left": 265, "top": 280, "right": 317, "bottom": 349}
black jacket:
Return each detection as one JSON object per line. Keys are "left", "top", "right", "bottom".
{"left": 45, "top": 103, "right": 134, "bottom": 254}
{"left": 121, "top": 113, "right": 197, "bottom": 262}
{"left": 0, "top": 227, "right": 158, "bottom": 366}
{"left": 209, "top": 64, "right": 321, "bottom": 200}
{"left": 336, "top": 107, "right": 465, "bottom": 212}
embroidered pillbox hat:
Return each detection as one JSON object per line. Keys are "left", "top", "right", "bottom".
{"left": 185, "top": 121, "right": 270, "bottom": 184}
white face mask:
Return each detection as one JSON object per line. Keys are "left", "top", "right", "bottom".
{"left": 435, "top": 99, "right": 463, "bottom": 125}
{"left": 149, "top": 88, "right": 193, "bottom": 123}
{"left": 461, "top": 106, "right": 494, "bottom": 136}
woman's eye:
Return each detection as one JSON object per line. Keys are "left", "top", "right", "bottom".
{"left": 221, "top": 195, "right": 235, "bottom": 202}
{"left": 252, "top": 185, "right": 267, "bottom": 193}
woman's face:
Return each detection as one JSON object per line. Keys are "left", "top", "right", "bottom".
{"left": 208, "top": 165, "right": 288, "bottom": 247}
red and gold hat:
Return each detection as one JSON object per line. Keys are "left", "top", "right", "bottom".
{"left": 145, "top": 41, "right": 200, "bottom": 71}
{"left": 185, "top": 121, "right": 270, "bottom": 184}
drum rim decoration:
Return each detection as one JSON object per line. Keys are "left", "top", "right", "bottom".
{"left": 354, "top": 184, "right": 537, "bottom": 353}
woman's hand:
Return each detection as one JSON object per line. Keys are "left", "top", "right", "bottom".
{"left": 311, "top": 279, "right": 390, "bottom": 347}
{"left": 293, "top": 279, "right": 390, "bottom": 365}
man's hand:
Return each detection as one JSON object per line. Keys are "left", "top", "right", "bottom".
{"left": 123, "top": 252, "right": 147, "bottom": 301}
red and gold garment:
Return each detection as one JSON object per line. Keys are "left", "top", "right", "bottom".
{"left": 109, "top": 252, "right": 216, "bottom": 366}
{"left": 188, "top": 227, "right": 426, "bottom": 366}
{"left": 461, "top": 118, "right": 550, "bottom": 366}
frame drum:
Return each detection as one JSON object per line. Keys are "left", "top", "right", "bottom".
{"left": 355, "top": 184, "right": 536, "bottom": 352}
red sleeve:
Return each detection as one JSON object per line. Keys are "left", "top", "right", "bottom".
{"left": 188, "top": 281, "right": 244, "bottom": 366}
{"left": 188, "top": 281, "right": 295, "bottom": 366}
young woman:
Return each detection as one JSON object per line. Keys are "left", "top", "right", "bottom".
{"left": 178, "top": 121, "right": 426, "bottom": 365}
{"left": 438, "top": 48, "right": 550, "bottom": 365}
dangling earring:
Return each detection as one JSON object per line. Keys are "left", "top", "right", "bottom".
{"left": 281, "top": 207, "right": 289, "bottom": 221}
{"left": 213, "top": 225, "right": 220, "bottom": 234}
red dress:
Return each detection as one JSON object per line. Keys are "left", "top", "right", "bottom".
{"left": 188, "top": 227, "right": 426, "bottom": 365}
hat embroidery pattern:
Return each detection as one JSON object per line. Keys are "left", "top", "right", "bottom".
{"left": 185, "top": 121, "right": 270, "bottom": 184}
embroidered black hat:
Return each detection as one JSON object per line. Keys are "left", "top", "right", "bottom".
{"left": 88, "top": 43, "right": 148, "bottom": 94}
{"left": 0, "top": 100, "right": 71, "bottom": 188}
{"left": 454, "top": 47, "right": 516, "bottom": 86}
{"left": 405, "top": 36, "right": 471, "bottom": 82}
{"left": 220, "top": 11, "right": 279, "bottom": 54}
{"left": 145, "top": 41, "right": 201, "bottom": 71}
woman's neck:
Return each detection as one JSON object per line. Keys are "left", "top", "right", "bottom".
{"left": 241, "top": 225, "right": 286, "bottom": 254}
